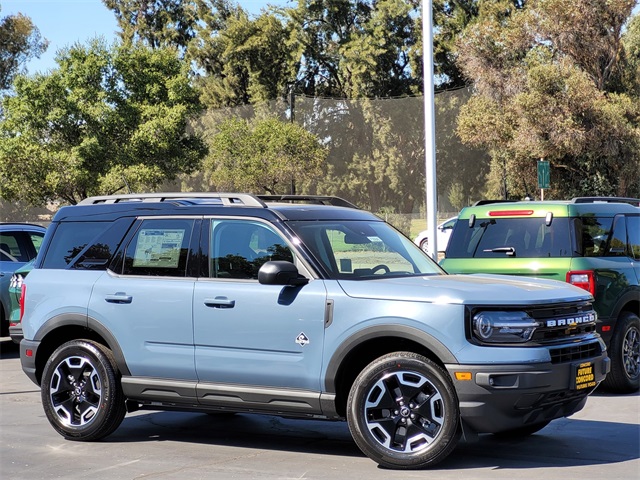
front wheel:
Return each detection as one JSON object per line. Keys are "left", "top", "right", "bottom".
{"left": 41, "top": 340, "right": 126, "bottom": 441}
{"left": 347, "top": 352, "right": 460, "bottom": 469}
{"left": 603, "top": 312, "right": 640, "bottom": 393}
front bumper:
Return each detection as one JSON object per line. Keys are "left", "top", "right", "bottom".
{"left": 446, "top": 352, "right": 610, "bottom": 434}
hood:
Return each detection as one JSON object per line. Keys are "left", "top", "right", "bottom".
{"left": 336, "top": 273, "right": 592, "bottom": 305}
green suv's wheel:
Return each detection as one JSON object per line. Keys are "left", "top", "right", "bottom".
{"left": 603, "top": 312, "right": 640, "bottom": 393}
{"left": 41, "top": 340, "right": 126, "bottom": 440}
{"left": 346, "top": 352, "right": 460, "bottom": 469}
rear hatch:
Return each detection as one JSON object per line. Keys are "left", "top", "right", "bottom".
{"left": 441, "top": 203, "right": 573, "bottom": 282}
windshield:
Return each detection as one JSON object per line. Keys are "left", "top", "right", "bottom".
{"left": 288, "top": 220, "right": 444, "bottom": 279}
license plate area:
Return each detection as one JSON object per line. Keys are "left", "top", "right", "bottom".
{"left": 573, "top": 361, "right": 596, "bottom": 390}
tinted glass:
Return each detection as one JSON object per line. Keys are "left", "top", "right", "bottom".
{"left": 446, "top": 217, "right": 572, "bottom": 258}
{"left": 626, "top": 215, "right": 640, "bottom": 260}
{"left": 0, "top": 231, "right": 43, "bottom": 262}
{"left": 42, "top": 222, "right": 115, "bottom": 269}
{"left": 577, "top": 216, "right": 614, "bottom": 257}
{"left": 123, "top": 218, "right": 195, "bottom": 277}
{"left": 289, "top": 220, "right": 442, "bottom": 279}
{"left": 209, "top": 220, "right": 294, "bottom": 280}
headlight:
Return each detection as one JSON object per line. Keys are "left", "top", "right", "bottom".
{"left": 472, "top": 311, "right": 540, "bottom": 343}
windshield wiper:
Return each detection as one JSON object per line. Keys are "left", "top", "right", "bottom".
{"left": 482, "top": 246, "right": 516, "bottom": 256}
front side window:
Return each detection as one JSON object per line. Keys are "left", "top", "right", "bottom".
{"left": 288, "top": 220, "right": 442, "bottom": 279}
{"left": 209, "top": 220, "right": 294, "bottom": 280}
{"left": 123, "top": 219, "right": 195, "bottom": 277}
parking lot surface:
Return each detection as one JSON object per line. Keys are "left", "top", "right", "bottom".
{"left": 1, "top": 338, "right": 638, "bottom": 480}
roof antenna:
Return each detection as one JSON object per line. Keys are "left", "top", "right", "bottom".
{"left": 121, "top": 174, "right": 133, "bottom": 194}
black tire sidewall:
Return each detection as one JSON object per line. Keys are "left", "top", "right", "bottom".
{"left": 347, "top": 352, "right": 460, "bottom": 469}
{"left": 41, "top": 340, "right": 123, "bottom": 440}
{"left": 605, "top": 312, "right": 640, "bottom": 393}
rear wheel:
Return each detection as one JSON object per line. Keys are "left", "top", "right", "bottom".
{"left": 41, "top": 340, "right": 126, "bottom": 440}
{"left": 603, "top": 312, "right": 640, "bottom": 393}
{"left": 346, "top": 352, "right": 460, "bottom": 469}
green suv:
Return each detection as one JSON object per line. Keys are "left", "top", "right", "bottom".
{"left": 441, "top": 197, "right": 639, "bottom": 393}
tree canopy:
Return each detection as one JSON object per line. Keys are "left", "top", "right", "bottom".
{"left": 204, "top": 116, "right": 327, "bottom": 194}
{"left": 0, "top": 40, "right": 207, "bottom": 205}
{"left": 0, "top": 7, "right": 48, "bottom": 91}
{"left": 456, "top": 0, "right": 640, "bottom": 199}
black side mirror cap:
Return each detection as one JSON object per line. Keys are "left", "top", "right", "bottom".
{"left": 258, "top": 261, "right": 309, "bottom": 286}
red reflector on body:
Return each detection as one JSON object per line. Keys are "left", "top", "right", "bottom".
{"left": 488, "top": 210, "right": 534, "bottom": 217}
{"left": 26, "top": 349, "right": 33, "bottom": 357}
{"left": 602, "top": 326, "right": 611, "bottom": 332}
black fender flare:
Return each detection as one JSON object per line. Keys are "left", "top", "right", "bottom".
{"left": 323, "top": 324, "right": 457, "bottom": 393}
{"left": 34, "top": 313, "right": 131, "bottom": 376}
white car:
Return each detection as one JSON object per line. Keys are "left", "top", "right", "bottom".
{"left": 414, "top": 216, "right": 457, "bottom": 255}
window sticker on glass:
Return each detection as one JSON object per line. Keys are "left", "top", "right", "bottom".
{"left": 133, "top": 229, "right": 185, "bottom": 268}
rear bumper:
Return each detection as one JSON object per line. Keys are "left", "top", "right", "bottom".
{"left": 9, "top": 324, "right": 23, "bottom": 344}
{"left": 447, "top": 352, "right": 610, "bottom": 434}
{"left": 19, "top": 338, "right": 40, "bottom": 386}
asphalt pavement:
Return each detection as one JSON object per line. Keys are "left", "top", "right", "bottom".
{"left": 1, "top": 338, "right": 638, "bottom": 480}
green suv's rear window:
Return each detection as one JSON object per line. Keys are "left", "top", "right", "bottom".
{"left": 446, "top": 217, "right": 573, "bottom": 258}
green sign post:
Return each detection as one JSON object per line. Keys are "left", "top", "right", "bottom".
{"left": 537, "top": 160, "right": 550, "bottom": 199}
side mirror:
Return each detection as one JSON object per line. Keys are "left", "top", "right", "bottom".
{"left": 258, "top": 261, "right": 309, "bottom": 286}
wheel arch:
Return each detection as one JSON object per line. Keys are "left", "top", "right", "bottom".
{"left": 324, "top": 325, "right": 457, "bottom": 418}
{"left": 32, "top": 314, "right": 130, "bottom": 384}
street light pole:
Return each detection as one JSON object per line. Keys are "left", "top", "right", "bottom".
{"left": 423, "top": 0, "right": 438, "bottom": 259}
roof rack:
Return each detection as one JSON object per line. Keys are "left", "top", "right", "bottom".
{"left": 257, "top": 195, "right": 358, "bottom": 209}
{"left": 78, "top": 192, "right": 268, "bottom": 207}
{"left": 571, "top": 197, "right": 640, "bottom": 206}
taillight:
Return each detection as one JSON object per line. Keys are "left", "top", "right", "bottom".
{"left": 566, "top": 270, "right": 595, "bottom": 296}
{"left": 19, "top": 284, "right": 26, "bottom": 321}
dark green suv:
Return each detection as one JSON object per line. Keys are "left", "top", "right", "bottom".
{"left": 441, "top": 197, "right": 639, "bottom": 393}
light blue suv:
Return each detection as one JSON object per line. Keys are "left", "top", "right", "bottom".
{"left": 19, "top": 193, "right": 609, "bottom": 469}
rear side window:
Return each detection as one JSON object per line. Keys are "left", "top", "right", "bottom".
{"left": 123, "top": 218, "right": 195, "bottom": 277}
{"left": 0, "top": 231, "right": 43, "bottom": 262}
{"left": 628, "top": 215, "right": 640, "bottom": 260}
{"left": 446, "top": 217, "right": 572, "bottom": 258}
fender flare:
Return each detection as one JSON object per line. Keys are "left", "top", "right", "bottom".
{"left": 323, "top": 324, "right": 457, "bottom": 393}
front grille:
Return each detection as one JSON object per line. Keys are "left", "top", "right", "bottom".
{"left": 529, "top": 301, "right": 597, "bottom": 343}
{"left": 549, "top": 341, "right": 602, "bottom": 364}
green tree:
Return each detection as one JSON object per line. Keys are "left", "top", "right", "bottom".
{"left": 456, "top": 0, "right": 640, "bottom": 199}
{"left": 189, "top": 1, "right": 295, "bottom": 108}
{"left": 204, "top": 116, "right": 327, "bottom": 194}
{"left": 0, "top": 7, "right": 48, "bottom": 90}
{"left": 0, "top": 40, "right": 207, "bottom": 206}
{"left": 103, "top": 0, "right": 197, "bottom": 53}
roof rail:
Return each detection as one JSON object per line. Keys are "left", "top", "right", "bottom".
{"left": 570, "top": 197, "right": 640, "bottom": 206}
{"left": 78, "top": 192, "right": 268, "bottom": 207}
{"left": 257, "top": 195, "right": 359, "bottom": 209}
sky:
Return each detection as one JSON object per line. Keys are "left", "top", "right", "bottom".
{"left": 1, "top": 0, "right": 289, "bottom": 74}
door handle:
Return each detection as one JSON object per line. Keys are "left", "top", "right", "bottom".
{"left": 105, "top": 293, "right": 133, "bottom": 304}
{"left": 204, "top": 297, "right": 235, "bottom": 309}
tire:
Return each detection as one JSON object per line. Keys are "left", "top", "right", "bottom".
{"left": 419, "top": 239, "right": 429, "bottom": 254}
{"left": 41, "top": 340, "right": 126, "bottom": 441}
{"left": 346, "top": 352, "right": 460, "bottom": 469}
{"left": 602, "top": 312, "right": 640, "bottom": 393}
{"left": 493, "top": 420, "right": 550, "bottom": 438}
